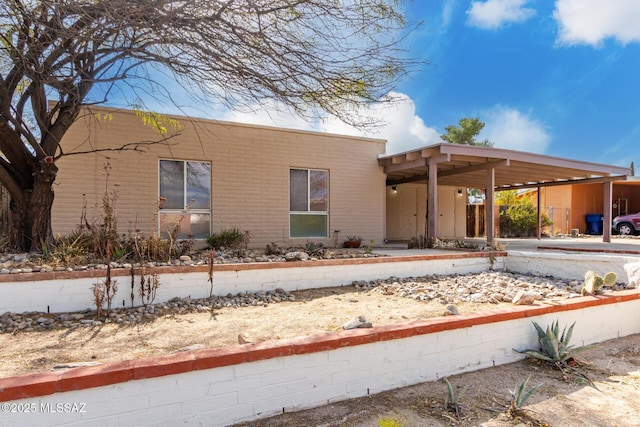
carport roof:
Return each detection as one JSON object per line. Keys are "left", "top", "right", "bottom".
{"left": 379, "top": 143, "right": 630, "bottom": 189}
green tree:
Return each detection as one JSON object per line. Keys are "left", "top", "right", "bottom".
{"left": 0, "top": 0, "right": 417, "bottom": 251}
{"left": 440, "top": 117, "right": 492, "bottom": 147}
{"left": 495, "top": 190, "right": 520, "bottom": 205}
{"left": 497, "top": 192, "right": 552, "bottom": 237}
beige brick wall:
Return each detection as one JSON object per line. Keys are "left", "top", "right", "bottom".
{"left": 53, "top": 106, "right": 387, "bottom": 248}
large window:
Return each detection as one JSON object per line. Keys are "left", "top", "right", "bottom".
{"left": 159, "top": 160, "right": 211, "bottom": 239}
{"left": 290, "top": 168, "right": 329, "bottom": 238}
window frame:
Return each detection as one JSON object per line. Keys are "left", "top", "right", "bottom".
{"left": 289, "top": 168, "right": 329, "bottom": 238}
{"left": 158, "top": 159, "right": 212, "bottom": 240}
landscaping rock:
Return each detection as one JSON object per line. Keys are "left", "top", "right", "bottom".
{"left": 52, "top": 361, "right": 102, "bottom": 370}
{"left": 342, "top": 315, "right": 372, "bottom": 330}
{"left": 512, "top": 290, "right": 535, "bottom": 305}
{"left": 624, "top": 261, "right": 640, "bottom": 289}
{"left": 0, "top": 270, "right": 628, "bottom": 335}
{"left": 284, "top": 251, "right": 309, "bottom": 262}
{"left": 444, "top": 304, "right": 459, "bottom": 316}
{"left": 174, "top": 344, "right": 205, "bottom": 352}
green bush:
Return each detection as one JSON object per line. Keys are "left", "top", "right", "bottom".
{"left": 499, "top": 200, "right": 552, "bottom": 237}
{"left": 207, "top": 228, "right": 250, "bottom": 250}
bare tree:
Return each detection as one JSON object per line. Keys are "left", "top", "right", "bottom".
{"left": 0, "top": 0, "right": 418, "bottom": 251}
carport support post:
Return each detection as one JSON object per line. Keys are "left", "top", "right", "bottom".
{"left": 537, "top": 185, "right": 542, "bottom": 240}
{"left": 486, "top": 167, "right": 495, "bottom": 245}
{"left": 427, "top": 159, "right": 438, "bottom": 246}
{"left": 603, "top": 181, "right": 612, "bottom": 243}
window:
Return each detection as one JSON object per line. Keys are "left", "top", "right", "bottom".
{"left": 159, "top": 160, "right": 211, "bottom": 239}
{"left": 290, "top": 168, "right": 329, "bottom": 238}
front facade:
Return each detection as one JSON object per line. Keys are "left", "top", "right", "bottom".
{"left": 57, "top": 108, "right": 625, "bottom": 247}
{"left": 53, "top": 107, "right": 388, "bottom": 248}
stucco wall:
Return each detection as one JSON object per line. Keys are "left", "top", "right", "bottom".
{"left": 570, "top": 183, "right": 604, "bottom": 233}
{"left": 539, "top": 187, "right": 572, "bottom": 235}
{"left": 53, "top": 107, "right": 387, "bottom": 247}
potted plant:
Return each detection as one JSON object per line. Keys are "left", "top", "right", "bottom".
{"left": 344, "top": 236, "right": 363, "bottom": 248}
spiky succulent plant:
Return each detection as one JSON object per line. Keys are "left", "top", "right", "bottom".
{"left": 508, "top": 376, "right": 542, "bottom": 415}
{"left": 515, "top": 320, "right": 592, "bottom": 365}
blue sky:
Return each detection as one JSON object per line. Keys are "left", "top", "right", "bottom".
{"left": 391, "top": 0, "right": 640, "bottom": 170}
{"left": 131, "top": 1, "right": 640, "bottom": 173}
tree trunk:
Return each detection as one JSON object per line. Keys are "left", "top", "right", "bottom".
{"left": 8, "top": 160, "right": 57, "bottom": 252}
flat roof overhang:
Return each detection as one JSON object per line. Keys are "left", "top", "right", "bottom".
{"left": 379, "top": 143, "right": 631, "bottom": 244}
{"left": 379, "top": 143, "right": 630, "bottom": 189}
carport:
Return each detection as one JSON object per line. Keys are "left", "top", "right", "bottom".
{"left": 379, "top": 143, "right": 630, "bottom": 244}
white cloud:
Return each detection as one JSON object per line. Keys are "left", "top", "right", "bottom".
{"left": 481, "top": 106, "right": 550, "bottom": 153}
{"left": 554, "top": 0, "right": 640, "bottom": 46}
{"left": 321, "top": 94, "right": 440, "bottom": 154}
{"left": 221, "top": 92, "right": 441, "bottom": 155}
{"left": 467, "top": 0, "right": 536, "bottom": 30}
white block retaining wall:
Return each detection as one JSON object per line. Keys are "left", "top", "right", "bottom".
{"left": 0, "top": 253, "right": 501, "bottom": 314}
{"left": 2, "top": 249, "right": 640, "bottom": 314}
{"left": 1, "top": 291, "right": 639, "bottom": 426}
{"left": 505, "top": 251, "right": 640, "bottom": 281}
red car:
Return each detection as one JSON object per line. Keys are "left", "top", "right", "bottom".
{"left": 612, "top": 211, "right": 640, "bottom": 236}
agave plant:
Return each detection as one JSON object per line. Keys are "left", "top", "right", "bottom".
{"left": 515, "top": 320, "right": 592, "bottom": 366}
{"left": 508, "top": 376, "right": 542, "bottom": 415}
{"left": 443, "top": 377, "right": 468, "bottom": 421}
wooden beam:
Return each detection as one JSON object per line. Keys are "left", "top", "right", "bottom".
{"left": 383, "top": 158, "right": 427, "bottom": 174}
{"left": 438, "top": 159, "right": 510, "bottom": 178}
{"left": 386, "top": 174, "right": 427, "bottom": 186}
{"left": 496, "top": 175, "right": 628, "bottom": 191}
{"left": 406, "top": 151, "right": 420, "bottom": 161}
{"left": 428, "top": 153, "right": 451, "bottom": 164}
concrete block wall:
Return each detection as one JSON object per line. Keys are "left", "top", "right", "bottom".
{"left": 3, "top": 248, "right": 639, "bottom": 314}
{"left": 1, "top": 290, "right": 639, "bottom": 427}
{"left": 506, "top": 251, "right": 639, "bottom": 282}
{"left": 0, "top": 252, "right": 500, "bottom": 314}
{"left": 54, "top": 106, "right": 387, "bottom": 248}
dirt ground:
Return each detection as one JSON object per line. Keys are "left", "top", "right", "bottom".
{"left": 1, "top": 285, "right": 503, "bottom": 378}
{"left": 2, "top": 285, "right": 640, "bottom": 426}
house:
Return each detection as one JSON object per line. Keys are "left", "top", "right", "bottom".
{"left": 53, "top": 106, "right": 630, "bottom": 247}
{"left": 54, "top": 106, "right": 393, "bottom": 248}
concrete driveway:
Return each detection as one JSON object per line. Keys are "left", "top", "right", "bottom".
{"left": 466, "top": 235, "right": 640, "bottom": 253}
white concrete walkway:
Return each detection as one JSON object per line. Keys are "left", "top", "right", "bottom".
{"left": 373, "top": 236, "right": 640, "bottom": 257}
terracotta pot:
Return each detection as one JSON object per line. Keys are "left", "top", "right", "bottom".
{"left": 343, "top": 240, "right": 362, "bottom": 248}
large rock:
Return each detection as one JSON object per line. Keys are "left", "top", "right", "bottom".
{"left": 624, "top": 261, "right": 640, "bottom": 289}
{"left": 342, "top": 315, "right": 372, "bottom": 330}
{"left": 512, "top": 290, "right": 535, "bottom": 305}
{"left": 284, "top": 251, "right": 309, "bottom": 262}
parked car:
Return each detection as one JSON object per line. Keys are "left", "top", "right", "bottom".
{"left": 612, "top": 211, "right": 640, "bottom": 236}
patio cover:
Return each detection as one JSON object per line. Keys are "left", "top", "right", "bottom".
{"left": 379, "top": 143, "right": 631, "bottom": 244}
